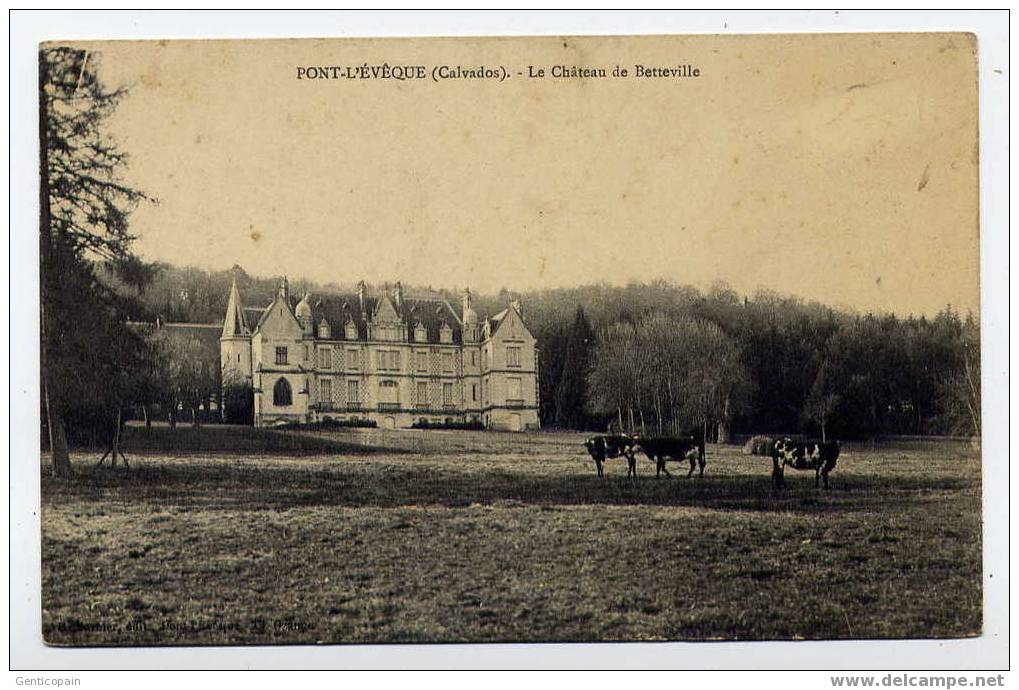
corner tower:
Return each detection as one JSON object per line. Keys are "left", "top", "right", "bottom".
{"left": 221, "top": 276, "right": 252, "bottom": 383}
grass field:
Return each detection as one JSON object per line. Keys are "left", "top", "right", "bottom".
{"left": 41, "top": 427, "right": 981, "bottom": 645}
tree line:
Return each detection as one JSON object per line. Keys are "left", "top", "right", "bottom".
{"left": 130, "top": 263, "right": 981, "bottom": 442}
{"left": 534, "top": 285, "right": 979, "bottom": 442}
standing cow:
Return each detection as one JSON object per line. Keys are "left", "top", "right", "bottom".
{"left": 633, "top": 432, "right": 706, "bottom": 478}
{"left": 584, "top": 435, "right": 638, "bottom": 477}
{"left": 771, "top": 437, "right": 841, "bottom": 489}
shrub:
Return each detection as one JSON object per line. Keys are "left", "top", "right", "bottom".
{"left": 277, "top": 417, "right": 377, "bottom": 431}
{"left": 743, "top": 435, "right": 776, "bottom": 456}
{"left": 411, "top": 418, "right": 485, "bottom": 431}
{"left": 222, "top": 375, "right": 254, "bottom": 425}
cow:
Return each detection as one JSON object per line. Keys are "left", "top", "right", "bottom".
{"left": 771, "top": 437, "right": 841, "bottom": 489}
{"left": 633, "top": 432, "right": 706, "bottom": 478}
{"left": 584, "top": 434, "right": 637, "bottom": 477}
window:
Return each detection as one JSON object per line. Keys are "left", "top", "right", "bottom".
{"left": 439, "top": 324, "right": 453, "bottom": 344}
{"left": 415, "top": 325, "right": 427, "bottom": 342}
{"left": 273, "top": 378, "right": 292, "bottom": 406}
{"left": 442, "top": 352, "right": 454, "bottom": 374}
{"left": 344, "top": 321, "right": 357, "bottom": 340}
{"left": 346, "top": 348, "right": 360, "bottom": 371}
{"left": 347, "top": 379, "right": 359, "bottom": 403}
{"left": 379, "top": 380, "right": 399, "bottom": 405}
{"left": 275, "top": 346, "right": 288, "bottom": 365}
{"left": 416, "top": 351, "right": 428, "bottom": 372}
{"left": 507, "top": 346, "right": 521, "bottom": 368}
{"left": 376, "top": 323, "right": 403, "bottom": 342}
{"left": 470, "top": 351, "right": 476, "bottom": 366}
{"left": 472, "top": 384, "right": 478, "bottom": 402}
{"left": 318, "top": 321, "right": 331, "bottom": 339}
{"left": 318, "top": 347, "right": 332, "bottom": 370}
{"left": 377, "top": 350, "right": 401, "bottom": 371}
{"left": 508, "top": 377, "right": 522, "bottom": 403}
{"left": 417, "top": 381, "right": 428, "bottom": 406}
{"left": 443, "top": 382, "right": 454, "bottom": 406}
{"left": 319, "top": 378, "right": 332, "bottom": 403}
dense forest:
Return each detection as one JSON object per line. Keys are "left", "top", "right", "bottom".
{"left": 115, "top": 263, "right": 981, "bottom": 441}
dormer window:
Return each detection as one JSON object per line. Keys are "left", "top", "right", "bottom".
{"left": 318, "top": 319, "right": 331, "bottom": 339}
{"left": 439, "top": 323, "right": 453, "bottom": 344}
{"left": 414, "top": 323, "right": 427, "bottom": 342}
{"left": 344, "top": 319, "right": 357, "bottom": 340}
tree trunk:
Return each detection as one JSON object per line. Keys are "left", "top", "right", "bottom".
{"left": 112, "top": 407, "right": 122, "bottom": 465}
{"left": 168, "top": 407, "right": 177, "bottom": 429}
{"left": 717, "top": 395, "right": 731, "bottom": 444}
{"left": 39, "top": 56, "right": 72, "bottom": 479}
{"left": 44, "top": 381, "right": 72, "bottom": 478}
{"left": 717, "top": 421, "right": 730, "bottom": 444}
{"left": 820, "top": 418, "right": 827, "bottom": 443}
{"left": 142, "top": 404, "right": 151, "bottom": 429}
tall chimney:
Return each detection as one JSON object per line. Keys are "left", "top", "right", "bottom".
{"left": 357, "top": 280, "right": 367, "bottom": 314}
{"left": 279, "top": 276, "right": 291, "bottom": 306}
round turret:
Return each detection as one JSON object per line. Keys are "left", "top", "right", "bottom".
{"left": 295, "top": 292, "right": 312, "bottom": 318}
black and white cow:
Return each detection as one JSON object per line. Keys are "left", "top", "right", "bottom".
{"left": 771, "top": 437, "right": 841, "bottom": 489}
{"left": 584, "top": 435, "right": 638, "bottom": 477}
{"left": 633, "top": 432, "right": 706, "bottom": 478}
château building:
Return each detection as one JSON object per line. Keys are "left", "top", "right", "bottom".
{"left": 220, "top": 277, "right": 540, "bottom": 431}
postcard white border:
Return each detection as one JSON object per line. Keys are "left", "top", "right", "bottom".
{"left": 8, "top": 9, "right": 1010, "bottom": 671}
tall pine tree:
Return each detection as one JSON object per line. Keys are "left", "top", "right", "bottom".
{"left": 554, "top": 307, "right": 594, "bottom": 429}
{"left": 40, "top": 47, "right": 152, "bottom": 476}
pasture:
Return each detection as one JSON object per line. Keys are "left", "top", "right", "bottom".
{"left": 41, "top": 427, "right": 981, "bottom": 645}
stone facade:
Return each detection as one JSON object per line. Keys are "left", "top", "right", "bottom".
{"left": 220, "top": 277, "right": 540, "bottom": 431}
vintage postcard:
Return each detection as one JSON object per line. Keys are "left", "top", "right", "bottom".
{"left": 37, "top": 33, "right": 981, "bottom": 648}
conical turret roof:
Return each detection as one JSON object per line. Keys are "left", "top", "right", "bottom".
{"left": 222, "top": 276, "right": 248, "bottom": 337}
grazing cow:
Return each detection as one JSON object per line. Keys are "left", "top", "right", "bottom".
{"left": 633, "top": 432, "right": 706, "bottom": 478}
{"left": 584, "top": 435, "right": 638, "bottom": 477}
{"left": 771, "top": 437, "right": 841, "bottom": 489}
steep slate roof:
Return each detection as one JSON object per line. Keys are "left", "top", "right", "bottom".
{"left": 247, "top": 291, "right": 464, "bottom": 344}
{"left": 486, "top": 307, "right": 510, "bottom": 336}
{"left": 163, "top": 323, "right": 222, "bottom": 359}
{"left": 243, "top": 307, "right": 266, "bottom": 327}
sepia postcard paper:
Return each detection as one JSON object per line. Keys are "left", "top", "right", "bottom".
{"left": 38, "top": 33, "right": 980, "bottom": 647}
